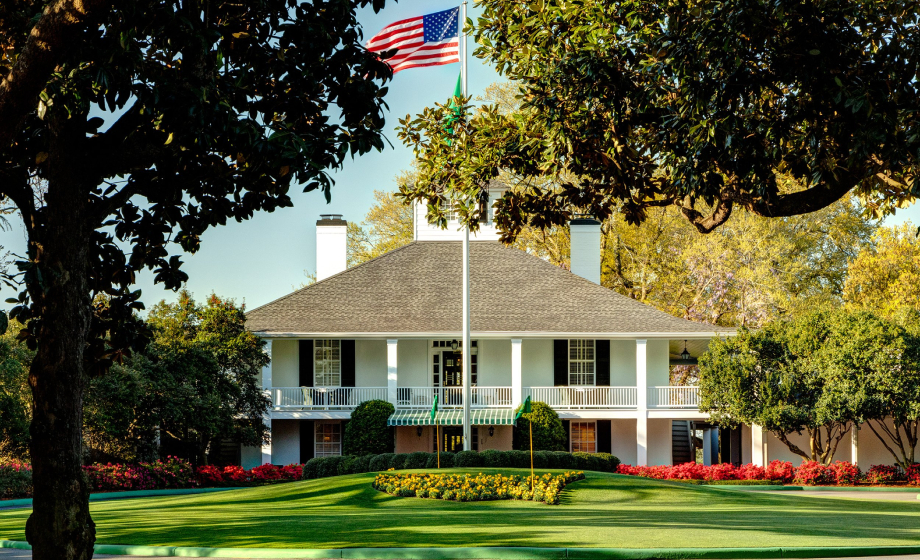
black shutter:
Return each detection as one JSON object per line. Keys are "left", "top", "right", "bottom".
{"left": 299, "top": 340, "right": 313, "bottom": 387}
{"left": 596, "top": 340, "right": 610, "bottom": 387}
{"left": 553, "top": 339, "right": 568, "bottom": 386}
{"left": 300, "top": 420, "right": 314, "bottom": 463}
{"left": 597, "top": 420, "right": 612, "bottom": 454}
{"left": 562, "top": 419, "right": 571, "bottom": 452}
{"left": 341, "top": 340, "right": 356, "bottom": 387}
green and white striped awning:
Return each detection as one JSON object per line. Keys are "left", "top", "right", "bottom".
{"left": 387, "top": 409, "right": 516, "bottom": 427}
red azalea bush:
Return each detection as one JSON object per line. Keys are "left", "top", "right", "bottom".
{"left": 906, "top": 464, "right": 920, "bottom": 486}
{"left": 865, "top": 464, "right": 904, "bottom": 485}
{"left": 792, "top": 461, "right": 833, "bottom": 486}
{"left": 828, "top": 461, "right": 861, "bottom": 486}
{"left": 765, "top": 460, "right": 795, "bottom": 483}
{"left": 0, "top": 462, "right": 33, "bottom": 499}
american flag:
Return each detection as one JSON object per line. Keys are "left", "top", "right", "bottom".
{"left": 366, "top": 8, "right": 460, "bottom": 74}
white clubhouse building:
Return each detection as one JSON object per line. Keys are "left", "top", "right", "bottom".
{"left": 243, "top": 201, "right": 894, "bottom": 469}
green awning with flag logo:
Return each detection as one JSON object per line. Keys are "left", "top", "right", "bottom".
{"left": 388, "top": 409, "right": 516, "bottom": 427}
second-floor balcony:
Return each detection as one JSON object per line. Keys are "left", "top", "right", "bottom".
{"left": 271, "top": 385, "right": 701, "bottom": 412}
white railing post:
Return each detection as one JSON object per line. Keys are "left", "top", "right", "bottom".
{"left": 511, "top": 339, "right": 523, "bottom": 407}
{"left": 387, "top": 339, "right": 398, "bottom": 406}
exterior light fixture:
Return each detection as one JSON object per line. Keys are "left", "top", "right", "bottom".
{"left": 416, "top": 426, "right": 423, "bottom": 438}
{"left": 488, "top": 425, "right": 495, "bottom": 437}
{"left": 680, "top": 340, "right": 691, "bottom": 361}
{"left": 451, "top": 339, "right": 459, "bottom": 351}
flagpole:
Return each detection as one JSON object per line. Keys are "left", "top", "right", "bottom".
{"left": 460, "top": 0, "right": 472, "bottom": 453}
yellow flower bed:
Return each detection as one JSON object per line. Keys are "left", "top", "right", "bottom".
{"left": 372, "top": 471, "right": 585, "bottom": 505}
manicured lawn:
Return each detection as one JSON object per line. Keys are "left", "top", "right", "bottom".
{"left": 2, "top": 469, "right": 920, "bottom": 549}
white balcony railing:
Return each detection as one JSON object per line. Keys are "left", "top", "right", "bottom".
{"left": 272, "top": 387, "right": 388, "bottom": 410}
{"left": 526, "top": 386, "right": 637, "bottom": 409}
{"left": 396, "top": 386, "right": 512, "bottom": 409}
{"left": 648, "top": 386, "right": 699, "bottom": 408}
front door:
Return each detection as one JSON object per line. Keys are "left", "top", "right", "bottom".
{"left": 434, "top": 426, "right": 479, "bottom": 452}
{"left": 438, "top": 351, "right": 462, "bottom": 406}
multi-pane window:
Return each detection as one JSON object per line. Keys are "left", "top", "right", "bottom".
{"left": 569, "top": 339, "right": 595, "bottom": 386}
{"left": 314, "top": 339, "right": 341, "bottom": 387}
{"left": 441, "top": 198, "right": 459, "bottom": 222}
{"left": 315, "top": 422, "right": 342, "bottom": 457}
{"left": 571, "top": 421, "right": 597, "bottom": 453}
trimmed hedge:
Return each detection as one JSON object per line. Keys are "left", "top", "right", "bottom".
{"left": 302, "top": 450, "right": 620, "bottom": 480}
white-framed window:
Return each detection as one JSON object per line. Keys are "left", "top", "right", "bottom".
{"left": 315, "top": 422, "right": 342, "bottom": 457}
{"left": 441, "top": 198, "right": 459, "bottom": 222}
{"left": 314, "top": 339, "right": 341, "bottom": 387}
{"left": 569, "top": 339, "right": 595, "bottom": 386}
{"left": 571, "top": 421, "right": 597, "bottom": 453}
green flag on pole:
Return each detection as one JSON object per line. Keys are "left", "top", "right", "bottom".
{"left": 514, "top": 395, "right": 532, "bottom": 422}
{"left": 445, "top": 73, "right": 463, "bottom": 140}
{"left": 430, "top": 394, "right": 439, "bottom": 422}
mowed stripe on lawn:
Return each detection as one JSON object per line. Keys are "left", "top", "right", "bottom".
{"left": 1, "top": 469, "right": 919, "bottom": 549}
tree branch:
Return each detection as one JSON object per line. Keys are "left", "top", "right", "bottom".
{"left": 0, "top": 0, "right": 112, "bottom": 149}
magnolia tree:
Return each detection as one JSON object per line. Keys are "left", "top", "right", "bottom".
{"left": 0, "top": 1, "right": 392, "bottom": 558}
{"left": 398, "top": 0, "right": 919, "bottom": 238}
{"left": 699, "top": 310, "right": 920, "bottom": 465}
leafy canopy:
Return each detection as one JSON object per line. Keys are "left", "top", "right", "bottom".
{"left": 399, "top": 1, "right": 919, "bottom": 239}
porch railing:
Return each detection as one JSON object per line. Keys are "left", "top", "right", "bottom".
{"left": 648, "top": 386, "right": 699, "bottom": 408}
{"left": 396, "top": 386, "right": 512, "bottom": 408}
{"left": 272, "top": 387, "right": 388, "bottom": 410}
{"left": 526, "top": 386, "right": 637, "bottom": 409}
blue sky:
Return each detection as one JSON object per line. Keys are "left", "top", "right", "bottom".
{"left": 0, "top": 2, "right": 916, "bottom": 312}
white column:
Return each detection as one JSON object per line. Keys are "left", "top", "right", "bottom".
{"left": 387, "top": 339, "right": 398, "bottom": 406}
{"left": 261, "top": 339, "right": 273, "bottom": 465}
{"left": 636, "top": 339, "right": 648, "bottom": 466}
{"left": 261, "top": 417, "right": 272, "bottom": 466}
{"left": 851, "top": 424, "right": 859, "bottom": 466}
{"left": 511, "top": 339, "right": 523, "bottom": 407}
{"left": 751, "top": 424, "right": 765, "bottom": 467}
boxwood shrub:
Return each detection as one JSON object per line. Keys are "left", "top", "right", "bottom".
{"left": 301, "top": 449, "right": 620, "bottom": 480}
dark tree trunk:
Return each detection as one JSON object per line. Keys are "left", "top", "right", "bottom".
{"left": 24, "top": 124, "right": 96, "bottom": 560}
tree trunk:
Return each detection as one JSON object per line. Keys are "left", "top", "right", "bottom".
{"left": 24, "top": 145, "right": 95, "bottom": 560}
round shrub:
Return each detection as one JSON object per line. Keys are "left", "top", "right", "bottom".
{"left": 532, "top": 450, "right": 551, "bottom": 468}
{"left": 594, "top": 452, "right": 620, "bottom": 473}
{"left": 351, "top": 455, "right": 372, "bottom": 474}
{"left": 369, "top": 453, "right": 395, "bottom": 472}
{"left": 337, "top": 456, "right": 357, "bottom": 476}
{"left": 425, "top": 451, "right": 455, "bottom": 468}
{"left": 404, "top": 452, "right": 430, "bottom": 470}
{"left": 765, "top": 460, "right": 795, "bottom": 483}
{"left": 391, "top": 453, "right": 409, "bottom": 470}
{"left": 553, "top": 451, "right": 576, "bottom": 469}
{"left": 507, "top": 450, "right": 530, "bottom": 468}
{"left": 303, "top": 457, "right": 323, "bottom": 480}
{"left": 513, "top": 401, "right": 567, "bottom": 451}
{"left": 343, "top": 400, "right": 395, "bottom": 456}
{"left": 480, "top": 449, "right": 505, "bottom": 468}
{"left": 828, "top": 461, "right": 861, "bottom": 486}
{"left": 318, "top": 456, "right": 346, "bottom": 479}
{"left": 454, "top": 450, "right": 482, "bottom": 468}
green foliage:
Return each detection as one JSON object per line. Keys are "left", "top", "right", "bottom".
{"left": 346, "top": 187, "right": 415, "bottom": 267}
{"left": 699, "top": 309, "right": 920, "bottom": 465}
{"left": 513, "top": 401, "right": 567, "bottom": 451}
{"left": 301, "top": 450, "right": 620, "bottom": 480}
{"left": 343, "top": 400, "right": 395, "bottom": 456}
{"left": 454, "top": 451, "right": 482, "bottom": 468}
{"left": 398, "top": 1, "right": 920, "bottom": 240}
{"left": 0, "top": 323, "right": 32, "bottom": 461}
{"left": 84, "top": 291, "right": 270, "bottom": 465}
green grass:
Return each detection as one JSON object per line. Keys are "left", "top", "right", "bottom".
{"left": 2, "top": 469, "right": 920, "bottom": 550}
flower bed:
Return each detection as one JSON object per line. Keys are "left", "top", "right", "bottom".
{"left": 618, "top": 460, "right": 920, "bottom": 487}
{"left": 373, "top": 471, "right": 586, "bottom": 505}
{"left": 1, "top": 458, "right": 304, "bottom": 499}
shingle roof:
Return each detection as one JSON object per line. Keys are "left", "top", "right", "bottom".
{"left": 246, "top": 241, "right": 728, "bottom": 336}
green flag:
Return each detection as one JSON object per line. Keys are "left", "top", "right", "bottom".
{"left": 514, "top": 395, "right": 532, "bottom": 422}
{"left": 445, "top": 73, "right": 463, "bottom": 140}
{"left": 430, "top": 394, "right": 439, "bottom": 422}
